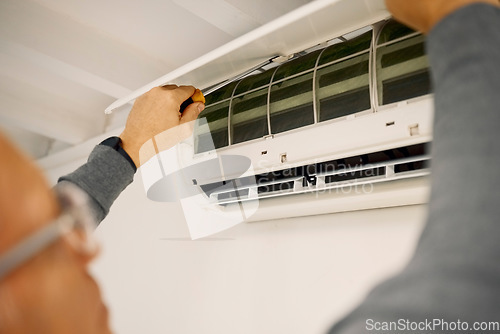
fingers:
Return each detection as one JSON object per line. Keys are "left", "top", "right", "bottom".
{"left": 175, "top": 86, "right": 197, "bottom": 107}
{"left": 160, "top": 84, "right": 178, "bottom": 90}
{"left": 177, "top": 102, "right": 205, "bottom": 143}
{"left": 180, "top": 102, "right": 205, "bottom": 124}
{"left": 159, "top": 85, "right": 196, "bottom": 104}
{"left": 158, "top": 85, "right": 199, "bottom": 114}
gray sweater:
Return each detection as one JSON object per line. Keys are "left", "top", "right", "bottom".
{"left": 59, "top": 4, "right": 500, "bottom": 333}
{"left": 328, "top": 4, "right": 500, "bottom": 333}
{"left": 58, "top": 144, "right": 135, "bottom": 223}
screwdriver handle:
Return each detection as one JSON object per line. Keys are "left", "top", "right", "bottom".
{"left": 179, "top": 89, "right": 205, "bottom": 113}
{"left": 179, "top": 97, "right": 194, "bottom": 113}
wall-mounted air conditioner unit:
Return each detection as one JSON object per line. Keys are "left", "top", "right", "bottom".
{"left": 189, "top": 20, "right": 433, "bottom": 221}
{"left": 108, "top": 0, "right": 433, "bottom": 222}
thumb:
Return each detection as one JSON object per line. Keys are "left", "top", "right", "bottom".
{"left": 180, "top": 102, "right": 205, "bottom": 124}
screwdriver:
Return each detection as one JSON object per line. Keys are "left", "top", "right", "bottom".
{"left": 179, "top": 89, "right": 206, "bottom": 113}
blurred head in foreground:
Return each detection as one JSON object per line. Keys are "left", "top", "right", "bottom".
{"left": 0, "top": 132, "right": 111, "bottom": 334}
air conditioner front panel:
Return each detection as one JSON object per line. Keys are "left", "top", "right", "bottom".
{"left": 132, "top": 14, "right": 435, "bottom": 221}
{"left": 192, "top": 98, "right": 433, "bottom": 184}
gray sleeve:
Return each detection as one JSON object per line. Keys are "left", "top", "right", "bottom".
{"left": 328, "top": 4, "right": 500, "bottom": 333}
{"left": 57, "top": 145, "right": 135, "bottom": 224}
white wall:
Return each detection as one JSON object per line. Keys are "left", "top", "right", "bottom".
{"left": 83, "top": 173, "right": 427, "bottom": 334}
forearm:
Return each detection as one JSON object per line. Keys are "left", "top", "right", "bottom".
{"left": 55, "top": 85, "right": 204, "bottom": 224}
{"left": 419, "top": 3, "right": 500, "bottom": 265}
{"left": 57, "top": 145, "right": 135, "bottom": 224}
{"left": 328, "top": 4, "right": 500, "bottom": 333}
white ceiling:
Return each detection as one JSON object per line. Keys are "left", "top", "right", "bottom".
{"left": 0, "top": 0, "right": 312, "bottom": 159}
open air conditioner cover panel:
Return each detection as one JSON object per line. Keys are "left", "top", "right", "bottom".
{"left": 193, "top": 19, "right": 432, "bottom": 155}
{"left": 106, "top": 0, "right": 389, "bottom": 113}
